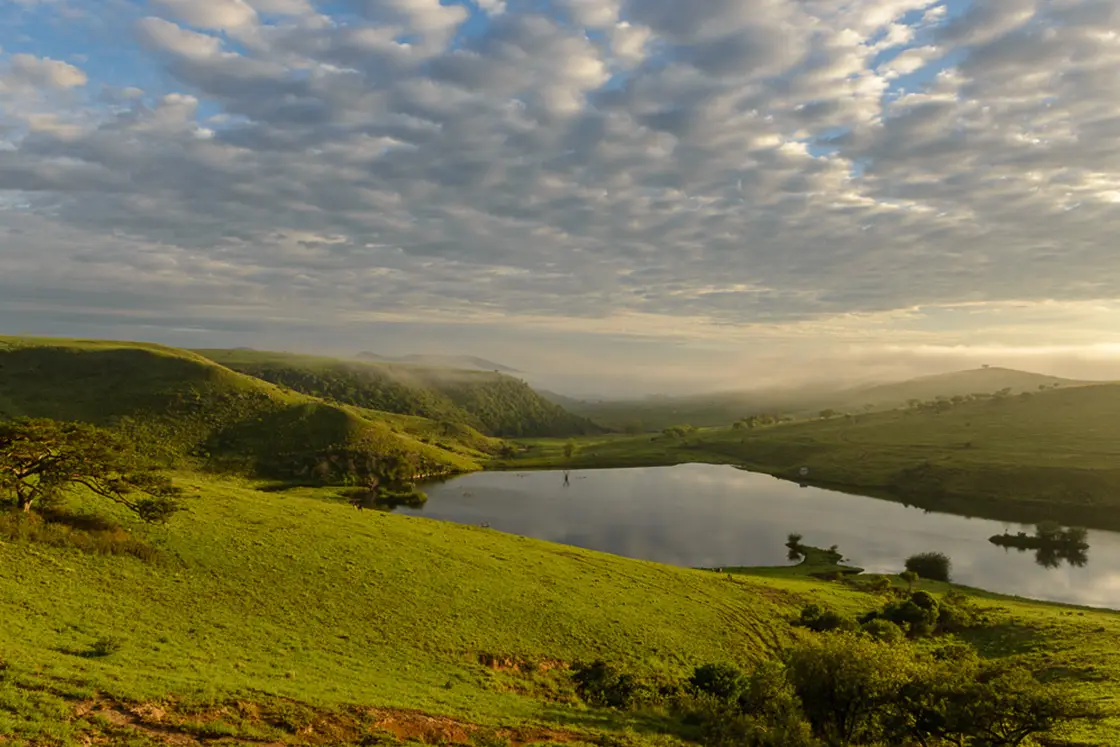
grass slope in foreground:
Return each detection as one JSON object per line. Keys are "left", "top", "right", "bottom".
{"left": 0, "top": 337, "right": 484, "bottom": 481}
{"left": 504, "top": 383, "right": 1120, "bottom": 529}
{"left": 197, "top": 348, "right": 601, "bottom": 438}
{"left": 2, "top": 475, "right": 1119, "bottom": 744}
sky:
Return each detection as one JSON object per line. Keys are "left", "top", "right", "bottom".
{"left": 2, "top": 0, "right": 1120, "bottom": 396}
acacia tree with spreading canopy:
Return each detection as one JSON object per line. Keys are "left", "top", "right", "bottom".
{"left": 0, "top": 418, "right": 182, "bottom": 522}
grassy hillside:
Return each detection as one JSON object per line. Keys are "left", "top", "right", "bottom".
{"left": 565, "top": 368, "right": 1094, "bottom": 431}
{"left": 2, "top": 474, "right": 1118, "bottom": 744}
{"left": 504, "top": 383, "right": 1120, "bottom": 530}
{"left": 0, "top": 337, "right": 481, "bottom": 482}
{"left": 832, "top": 366, "right": 1092, "bottom": 412}
{"left": 197, "top": 349, "right": 601, "bottom": 438}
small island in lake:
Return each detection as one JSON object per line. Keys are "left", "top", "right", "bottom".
{"left": 989, "top": 522, "right": 1089, "bottom": 568}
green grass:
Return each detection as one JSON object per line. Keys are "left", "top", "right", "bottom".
{"left": 503, "top": 384, "right": 1120, "bottom": 530}
{"left": 2, "top": 473, "right": 1119, "bottom": 744}
{"left": 0, "top": 336, "right": 482, "bottom": 480}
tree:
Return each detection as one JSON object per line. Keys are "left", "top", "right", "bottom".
{"left": 0, "top": 418, "right": 182, "bottom": 522}
{"left": 563, "top": 440, "right": 577, "bottom": 459}
{"left": 819, "top": 409, "right": 838, "bottom": 420}
{"left": 900, "top": 570, "right": 919, "bottom": 592}
{"left": 785, "top": 633, "right": 913, "bottom": 746}
{"left": 948, "top": 665, "right": 1103, "bottom": 746}
{"left": 905, "top": 551, "right": 952, "bottom": 582}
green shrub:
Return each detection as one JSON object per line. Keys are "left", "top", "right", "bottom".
{"left": 689, "top": 663, "right": 747, "bottom": 703}
{"left": 694, "top": 702, "right": 819, "bottom": 747}
{"left": 936, "top": 592, "right": 984, "bottom": 633}
{"left": 571, "top": 660, "right": 640, "bottom": 709}
{"left": 861, "top": 618, "right": 905, "bottom": 643}
{"left": 88, "top": 636, "right": 123, "bottom": 657}
{"left": 796, "top": 604, "right": 856, "bottom": 633}
{"left": 904, "top": 552, "right": 952, "bottom": 582}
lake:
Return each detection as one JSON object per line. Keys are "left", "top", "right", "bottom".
{"left": 406, "top": 464, "right": 1120, "bottom": 609}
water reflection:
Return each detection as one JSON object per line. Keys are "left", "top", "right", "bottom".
{"left": 404, "top": 464, "right": 1120, "bottom": 608}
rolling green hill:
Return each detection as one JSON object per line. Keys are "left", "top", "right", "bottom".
{"left": 2, "top": 473, "right": 1118, "bottom": 745}
{"left": 0, "top": 337, "right": 482, "bottom": 482}
{"left": 196, "top": 349, "right": 601, "bottom": 438}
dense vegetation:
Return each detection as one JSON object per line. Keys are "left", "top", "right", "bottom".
{"left": 0, "top": 338, "right": 484, "bottom": 486}
{"left": 198, "top": 349, "right": 601, "bottom": 438}
{"left": 2, "top": 335, "right": 1119, "bottom": 745}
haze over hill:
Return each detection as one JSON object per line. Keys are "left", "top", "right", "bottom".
{"left": 562, "top": 366, "right": 1101, "bottom": 431}
{"left": 198, "top": 349, "right": 599, "bottom": 438}
{"left": 355, "top": 352, "right": 520, "bottom": 374}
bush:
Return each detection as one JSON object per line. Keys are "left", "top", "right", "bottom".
{"left": 690, "top": 663, "right": 747, "bottom": 703}
{"left": 869, "top": 596, "right": 940, "bottom": 638}
{"left": 695, "top": 702, "right": 819, "bottom": 747}
{"left": 905, "top": 552, "right": 952, "bottom": 582}
{"left": 571, "top": 660, "right": 642, "bottom": 709}
{"left": 796, "top": 604, "right": 856, "bottom": 633}
{"left": 860, "top": 618, "right": 905, "bottom": 643}
{"left": 88, "top": 636, "right": 124, "bottom": 657}
{"left": 937, "top": 592, "right": 984, "bottom": 633}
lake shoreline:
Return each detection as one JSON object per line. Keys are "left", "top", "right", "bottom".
{"left": 414, "top": 465, "right": 1120, "bottom": 609}
{"left": 489, "top": 440, "right": 1120, "bottom": 534}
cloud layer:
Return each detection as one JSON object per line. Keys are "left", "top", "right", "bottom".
{"left": 2, "top": 0, "right": 1120, "bottom": 387}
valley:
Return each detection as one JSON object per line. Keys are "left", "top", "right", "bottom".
{"left": 2, "top": 335, "right": 1120, "bottom": 745}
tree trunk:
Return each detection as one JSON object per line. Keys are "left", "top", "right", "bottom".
{"left": 18, "top": 497, "right": 33, "bottom": 512}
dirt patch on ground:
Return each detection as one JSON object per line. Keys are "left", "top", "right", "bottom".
{"left": 372, "top": 709, "right": 581, "bottom": 746}
{"left": 477, "top": 653, "right": 570, "bottom": 674}
{"left": 65, "top": 696, "right": 590, "bottom": 746}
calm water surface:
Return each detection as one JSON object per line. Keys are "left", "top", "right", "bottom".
{"left": 408, "top": 464, "right": 1120, "bottom": 609}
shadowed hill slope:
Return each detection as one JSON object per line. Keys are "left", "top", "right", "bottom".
{"left": 196, "top": 349, "right": 602, "bottom": 438}
{"left": 0, "top": 337, "right": 480, "bottom": 481}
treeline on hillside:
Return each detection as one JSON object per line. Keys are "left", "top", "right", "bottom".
{"left": 902, "top": 386, "right": 1055, "bottom": 415}
{"left": 205, "top": 355, "right": 601, "bottom": 438}
{"left": 210, "top": 361, "right": 469, "bottom": 423}
{"left": 416, "top": 372, "right": 601, "bottom": 437}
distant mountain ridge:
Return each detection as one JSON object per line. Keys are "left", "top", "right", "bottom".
{"left": 557, "top": 366, "right": 1101, "bottom": 431}
{"left": 355, "top": 351, "right": 519, "bottom": 373}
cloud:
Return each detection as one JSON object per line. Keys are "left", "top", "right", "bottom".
{"left": 1, "top": 54, "right": 87, "bottom": 89}
{"left": 136, "top": 17, "right": 225, "bottom": 59}
{"left": 151, "top": 0, "right": 258, "bottom": 30}
{"left": 2, "top": 0, "right": 1120, "bottom": 389}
